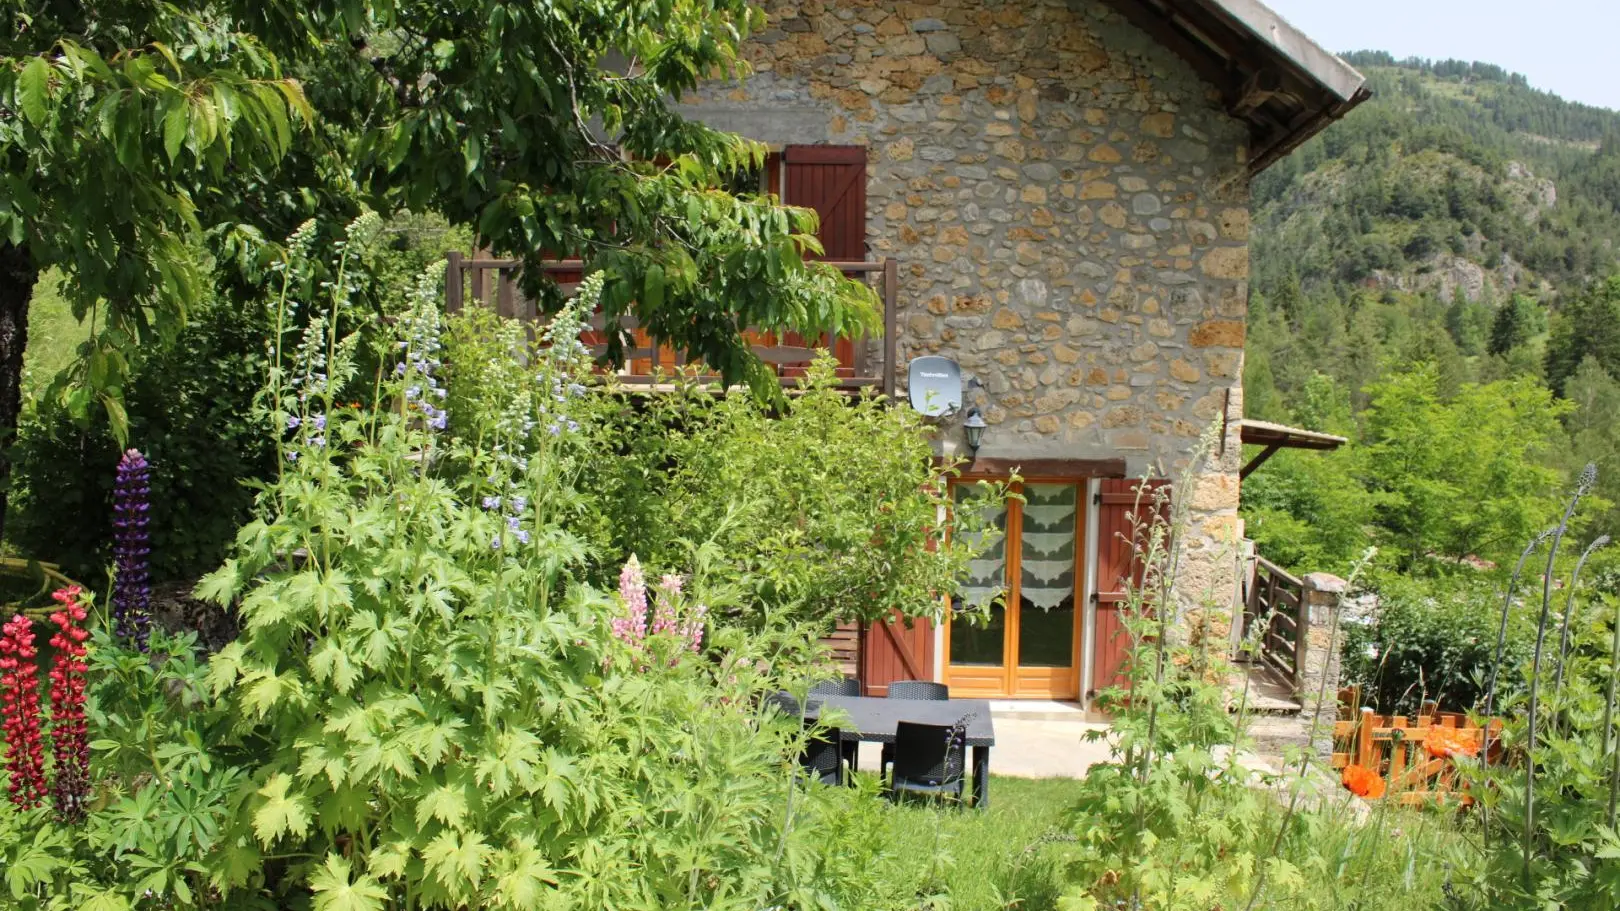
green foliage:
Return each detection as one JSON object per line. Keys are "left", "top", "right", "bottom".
{"left": 1241, "top": 374, "right": 1378, "bottom": 574}
{"left": 1342, "top": 574, "right": 1533, "bottom": 713}
{"left": 572, "top": 362, "right": 1007, "bottom": 630}
{"left": 0, "top": 5, "right": 312, "bottom": 431}
{"left": 1057, "top": 454, "right": 1462, "bottom": 910}
{"left": 5, "top": 213, "right": 460, "bottom": 581}
{"left": 1546, "top": 275, "right": 1620, "bottom": 394}
{"left": 7, "top": 293, "right": 272, "bottom": 581}
{"left": 1459, "top": 511, "right": 1620, "bottom": 906}
{"left": 1488, "top": 294, "right": 1543, "bottom": 356}
{"left": 1361, "top": 365, "right": 1569, "bottom": 568}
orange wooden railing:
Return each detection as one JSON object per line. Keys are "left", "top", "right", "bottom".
{"left": 1332, "top": 686, "right": 1503, "bottom": 805}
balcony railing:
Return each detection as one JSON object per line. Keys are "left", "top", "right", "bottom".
{"left": 1241, "top": 554, "right": 1306, "bottom": 694}
{"left": 444, "top": 253, "right": 897, "bottom": 395}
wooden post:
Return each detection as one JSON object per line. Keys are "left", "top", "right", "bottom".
{"left": 496, "top": 265, "right": 515, "bottom": 318}
{"left": 1293, "top": 590, "right": 1309, "bottom": 695}
{"left": 1388, "top": 716, "right": 1408, "bottom": 789}
{"left": 446, "top": 251, "right": 464, "bottom": 314}
{"left": 469, "top": 261, "right": 486, "bottom": 308}
{"left": 882, "top": 257, "right": 898, "bottom": 399}
{"left": 1356, "top": 706, "right": 1375, "bottom": 768}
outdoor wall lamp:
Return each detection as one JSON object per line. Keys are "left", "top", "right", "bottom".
{"left": 962, "top": 407, "right": 987, "bottom": 454}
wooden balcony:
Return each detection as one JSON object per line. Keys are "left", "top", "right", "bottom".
{"left": 444, "top": 253, "right": 897, "bottom": 396}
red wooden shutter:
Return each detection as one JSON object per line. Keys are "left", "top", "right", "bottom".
{"left": 1091, "top": 479, "right": 1171, "bottom": 697}
{"left": 782, "top": 145, "right": 868, "bottom": 260}
{"left": 782, "top": 145, "right": 868, "bottom": 375}
{"left": 862, "top": 612, "right": 935, "bottom": 696}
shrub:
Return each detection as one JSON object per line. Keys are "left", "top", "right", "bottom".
{"left": 574, "top": 360, "right": 1007, "bottom": 631}
{"left": 1057, "top": 441, "right": 1466, "bottom": 910}
{"left": 0, "top": 225, "right": 1023, "bottom": 910}
{"left": 5, "top": 212, "right": 468, "bottom": 586}
{"left": 1342, "top": 573, "right": 1535, "bottom": 713}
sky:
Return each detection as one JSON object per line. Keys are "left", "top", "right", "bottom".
{"left": 1262, "top": 0, "right": 1620, "bottom": 112}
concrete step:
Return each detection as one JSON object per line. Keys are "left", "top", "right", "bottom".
{"left": 987, "top": 699, "right": 1106, "bottom": 722}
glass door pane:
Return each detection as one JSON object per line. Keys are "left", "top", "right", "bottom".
{"left": 1016, "top": 483, "right": 1078, "bottom": 669}
{"left": 950, "top": 484, "right": 1008, "bottom": 667}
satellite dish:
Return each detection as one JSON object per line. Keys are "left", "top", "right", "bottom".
{"left": 908, "top": 356, "right": 962, "bottom": 417}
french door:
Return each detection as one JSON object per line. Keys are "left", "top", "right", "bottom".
{"left": 944, "top": 480, "right": 1087, "bottom": 699}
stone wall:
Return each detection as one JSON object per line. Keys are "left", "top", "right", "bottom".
{"left": 679, "top": 0, "right": 1251, "bottom": 604}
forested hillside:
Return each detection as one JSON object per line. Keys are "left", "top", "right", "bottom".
{"left": 1242, "top": 53, "right": 1620, "bottom": 576}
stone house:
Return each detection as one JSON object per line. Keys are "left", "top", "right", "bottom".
{"left": 665, "top": 0, "right": 1368, "bottom": 704}
{"left": 444, "top": 0, "right": 1345, "bottom": 705}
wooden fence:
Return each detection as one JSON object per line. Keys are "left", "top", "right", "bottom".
{"left": 1241, "top": 555, "right": 1306, "bottom": 692}
{"left": 1332, "top": 687, "right": 1502, "bottom": 805}
{"left": 443, "top": 254, "right": 899, "bottom": 395}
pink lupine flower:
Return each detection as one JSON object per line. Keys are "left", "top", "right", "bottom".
{"left": 609, "top": 559, "right": 707, "bottom": 665}
{"left": 617, "top": 556, "right": 648, "bottom": 642}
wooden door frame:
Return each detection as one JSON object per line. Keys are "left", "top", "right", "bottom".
{"left": 941, "top": 475, "right": 1089, "bottom": 699}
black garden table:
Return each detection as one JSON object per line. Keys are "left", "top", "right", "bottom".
{"left": 804, "top": 695, "right": 996, "bottom": 808}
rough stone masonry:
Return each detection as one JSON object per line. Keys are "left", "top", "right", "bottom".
{"left": 679, "top": 0, "right": 1252, "bottom": 603}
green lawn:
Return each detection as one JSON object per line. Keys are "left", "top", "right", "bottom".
{"left": 836, "top": 774, "right": 1084, "bottom": 910}
{"left": 23, "top": 269, "right": 89, "bottom": 396}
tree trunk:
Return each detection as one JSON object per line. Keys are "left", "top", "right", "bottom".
{"left": 0, "top": 243, "right": 38, "bottom": 547}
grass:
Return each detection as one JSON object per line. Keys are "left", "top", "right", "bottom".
{"left": 23, "top": 269, "right": 89, "bottom": 396}
{"left": 837, "top": 774, "right": 1084, "bottom": 910}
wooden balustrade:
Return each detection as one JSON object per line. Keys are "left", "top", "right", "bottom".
{"left": 1242, "top": 555, "right": 1306, "bottom": 692}
{"left": 444, "top": 253, "right": 898, "bottom": 395}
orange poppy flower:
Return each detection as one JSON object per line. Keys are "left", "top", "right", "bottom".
{"left": 1424, "top": 727, "right": 1480, "bottom": 759}
{"left": 1341, "top": 764, "right": 1387, "bottom": 799}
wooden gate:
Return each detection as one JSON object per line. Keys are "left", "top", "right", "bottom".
{"left": 862, "top": 612, "right": 935, "bottom": 697}
{"left": 1091, "top": 479, "right": 1170, "bottom": 699}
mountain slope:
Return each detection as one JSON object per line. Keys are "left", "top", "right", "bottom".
{"left": 1254, "top": 53, "right": 1620, "bottom": 310}
{"left": 1245, "top": 54, "right": 1620, "bottom": 423}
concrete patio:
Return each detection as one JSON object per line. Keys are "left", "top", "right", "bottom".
{"left": 850, "top": 700, "right": 1284, "bottom": 779}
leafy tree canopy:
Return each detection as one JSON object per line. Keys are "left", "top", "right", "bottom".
{"left": 0, "top": 0, "right": 877, "bottom": 540}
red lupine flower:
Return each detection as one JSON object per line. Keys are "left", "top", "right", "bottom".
{"left": 0, "top": 614, "right": 46, "bottom": 809}
{"left": 46, "top": 590, "right": 90, "bottom": 824}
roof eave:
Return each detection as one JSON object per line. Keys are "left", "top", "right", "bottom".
{"left": 1095, "top": 0, "right": 1371, "bottom": 175}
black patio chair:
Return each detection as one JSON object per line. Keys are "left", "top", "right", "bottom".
{"left": 881, "top": 680, "right": 948, "bottom": 773}
{"left": 886, "top": 717, "right": 971, "bottom": 805}
{"left": 885, "top": 680, "right": 948, "bottom": 701}
{"left": 765, "top": 691, "right": 846, "bottom": 785}
{"left": 810, "top": 677, "right": 862, "bottom": 697}
{"left": 809, "top": 678, "right": 862, "bottom": 769}
{"left": 800, "top": 723, "right": 846, "bottom": 786}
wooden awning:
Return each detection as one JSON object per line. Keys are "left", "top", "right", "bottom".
{"left": 1239, "top": 418, "right": 1348, "bottom": 479}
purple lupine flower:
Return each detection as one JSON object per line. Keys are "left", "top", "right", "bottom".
{"left": 285, "top": 415, "right": 301, "bottom": 430}
{"left": 112, "top": 449, "right": 152, "bottom": 651}
{"left": 482, "top": 496, "right": 502, "bottom": 511}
